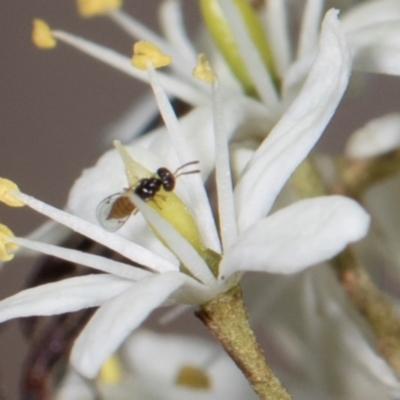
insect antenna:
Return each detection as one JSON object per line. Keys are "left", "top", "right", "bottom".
{"left": 174, "top": 160, "right": 200, "bottom": 178}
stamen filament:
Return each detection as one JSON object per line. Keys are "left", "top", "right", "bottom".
{"left": 159, "top": 0, "right": 197, "bottom": 66}
{"left": 12, "top": 237, "right": 152, "bottom": 281}
{"left": 146, "top": 63, "right": 221, "bottom": 253}
{"left": 265, "top": 0, "right": 292, "bottom": 77}
{"left": 108, "top": 9, "right": 172, "bottom": 54}
{"left": 297, "top": 0, "right": 324, "bottom": 59}
{"left": 212, "top": 79, "right": 238, "bottom": 250}
{"left": 13, "top": 191, "right": 178, "bottom": 273}
{"left": 51, "top": 30, "right": 208, "bottom": 106}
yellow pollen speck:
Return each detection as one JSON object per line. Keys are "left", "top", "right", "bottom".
{"left": 132, "top": 41, "right": 172, "bottom": 70}
{"left": 0, "top": 179, "right": 25, "bottom": 207}
{"left": 175, "top": 365, "right": 212, "bottom": 390}
{"left": 77, "top": 0, "right": 122, "bottom": 17}
{"left": 98, "top": 354, "right": 122, "bottom": 384}
{"left": 32, "top": 19, "right": 56, "bottom": 49}
{"left": 0, "top": 224, "right": 19, "bottom": 262}
{"left": 193, "top": 53, "right": 217, "bottom": 83}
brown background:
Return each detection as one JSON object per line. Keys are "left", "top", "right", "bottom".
{"left": 0, "top": 1, "right": 200, "bottom": 397}
{"left": 2, "top": 0, "right": 400, "bottom": 398}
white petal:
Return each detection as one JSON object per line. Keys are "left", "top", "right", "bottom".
{"left": 342, "top": 0, "right": 400, "bottom": 33}
{"left": 345, "top": 113, "right": 400, "bottom": 159}
{"left": 0, "top": 275, "right": 132, "bottom": 323}
{"left": 70, "top": 272, "right": 185, "bottom": 379}
{"left": 220, "top": 196, "right": 370, "bottom": 276}
{"left": 345, "top": 22, "right": 400, "bottom": 75}
{"left": 235, "top": 10, "right": 351, "bottom": 232}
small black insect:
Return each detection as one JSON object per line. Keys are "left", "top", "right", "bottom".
{"left": 97, "top": 160, "right": 200, "bottom": 231}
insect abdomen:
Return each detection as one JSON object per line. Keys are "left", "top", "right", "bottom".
{"left": 107, "top": 195, "right": 136, "bottom": 220}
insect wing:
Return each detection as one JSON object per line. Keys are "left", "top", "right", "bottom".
{"left": 96, "top": 193, "right": 130, "bottom": 232}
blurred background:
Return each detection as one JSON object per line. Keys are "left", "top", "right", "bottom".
{"left": 2, "top": 0, "right": 400, "bottom": 398}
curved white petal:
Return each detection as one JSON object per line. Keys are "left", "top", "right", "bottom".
{"left": 345, "top": 113, "right": 400, "bottom": 159}
{"left": 220, "top": 196, "right": 370, "bottom": 277}
{"left": 342, "top": 0, "right": 400, "bottom": 33}
{"left": 235, "top": 10, "right": 351, "bottom": 232}
{"left": 0, "top": 275, "right": 131, "bottom": 323}
{"left": 345, "top": 23, "right": 400, "bottom": 75}
{"left": 71, "top": 272, "right": 185, "bottom": 379}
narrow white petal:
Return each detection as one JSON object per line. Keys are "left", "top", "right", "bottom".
{"left": 13, "top": 237, "right": 151, "bottom": 281}
{"left": 221, "top": 196, "right": 370, "bottom": 277}
{"left": 297, "top": 0, "right": 324, "bottom": 59}
{"left": 133, "top": 195, "right": 216, "bottom": 286}
{"left": 146, "top": 65, "right": 221, "bottom": 252}
{"left": 15, "top": 192, "right": 177, "bottom": 273}
{"left": 212, "top": 81, "right": 238, "bottom": 250}
{"left": 70, "top": 273, "right": 185, "bottom": 379}
{"left": 235, "top": 10, "right": 351, "bottom": 231}
{"left": 265, "top": 0, "right": 292, "bottom": 77}
{"left": 52, "top": 30, "right": 208, "bottom": 106}
{"left": 218, "top": 0, "right": 279, "bottom": 109}
{"left": 345, "top": 113, "right": 400, "bottom": 159}
{"left": 0, "top": 275, "right": 132, "bottom": 323}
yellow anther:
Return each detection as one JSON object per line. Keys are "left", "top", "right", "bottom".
{"left": 0, "top": 179, "right": 25, "bottom": 207}
{"left": 175, "top": 365, "right": 211, "bottom": 390}
{"left": 77, "top": 0, "right": 122, "bottom": 17}
{"left": 0, "top": 224, "right": 19, "bottom": 262}
{"left": 98, "top": 354, "right": 122, "bottom": 384}
{"left": 32, "top": 19, "right": 57, "bottom": 49}
{"left": 132, "top": 41, "right": 172, "bottom": 70}
{"left": 193, "top": 54, "right": 217, "bottom": 83}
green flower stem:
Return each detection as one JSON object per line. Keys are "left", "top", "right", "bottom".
{"left": 196, "top": 285, "right": 291, "bottom": 400}
{"left": 291, "top": 155, "right": 400, "bottom": 379}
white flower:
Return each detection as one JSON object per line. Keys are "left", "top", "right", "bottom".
{"left": 0, "top": 1, "right": 371, "bottom": 383}
{"left": 56, "top": 330, "right": 258, "bottom": 400}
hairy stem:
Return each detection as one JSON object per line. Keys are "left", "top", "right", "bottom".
{"left": 196, "top": 285, "right": 291, "bottom": 400}
{"left": 291, "top": 155, "right": 400, "bottom": 378}
{"left": 332, "top": 248, "right": 400, "bottom": 375}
